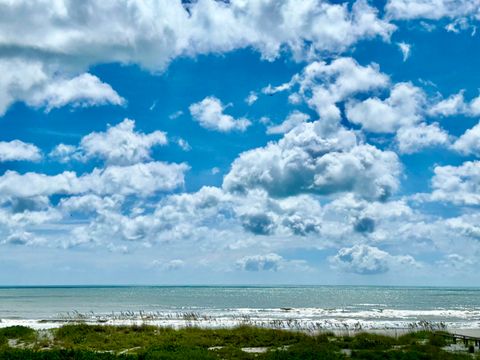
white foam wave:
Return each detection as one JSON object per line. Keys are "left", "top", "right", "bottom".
{"left": 1, "top": 307, "right": 480, "bottom": 330}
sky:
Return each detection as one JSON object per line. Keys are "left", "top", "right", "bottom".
{"left": 1, "top": 0, "right": 480, "bottom": 286}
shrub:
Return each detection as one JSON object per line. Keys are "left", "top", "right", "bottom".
{"left": 349, "top": 333, "right": 396, "bottom": 350}
{"left": 0, "top": 326, "right": 35, "bottom": 341}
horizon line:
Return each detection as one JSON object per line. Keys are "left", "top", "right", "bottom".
{"left": 0, "top": 284, "right": 479, "bottom": 289}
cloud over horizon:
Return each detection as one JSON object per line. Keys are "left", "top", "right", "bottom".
{"left": 1, "top": 0, "right": 480, "bottom": 286}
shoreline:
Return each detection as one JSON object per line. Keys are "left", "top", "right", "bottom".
{"left": 1, "top": 318, "right": 479, "bottom": 337}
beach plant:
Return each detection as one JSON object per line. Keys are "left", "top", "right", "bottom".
{"left": 1, "top": 325, "right": 478, "bottom": 359}
{"left": 347, "top": 332, "right": 397, "bottom": 350}
{"left": 0, "top": 326, "right": 36, "bottom": 341}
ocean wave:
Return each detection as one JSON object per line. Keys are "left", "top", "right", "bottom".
{"left": 1, "top": 307, "right": 480, "bottom": 331}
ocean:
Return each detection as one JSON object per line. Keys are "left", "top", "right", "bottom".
{"left": 0, "top": 286, "right": 479, "bottom": 331}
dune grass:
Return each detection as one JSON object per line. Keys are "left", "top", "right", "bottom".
{"left": 0, "top": 324, "right": 477, "bottom": 359}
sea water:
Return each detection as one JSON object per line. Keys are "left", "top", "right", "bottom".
{"left": 0, "top": 286, "right": 479, "bottom": 330}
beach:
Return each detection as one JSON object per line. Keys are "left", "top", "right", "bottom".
{"left": 1, "top": 286, "right": 479, "bottom": 332}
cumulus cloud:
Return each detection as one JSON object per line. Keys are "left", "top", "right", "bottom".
{"left": 452, "top": 122, "right": 480, "bottom": 156}
{"left": 428, "top": 161, "right": 480, "bottom": 205}
{"left": 236, "top": 253, "right": 284, "bottom": 271}
{"left": 0, "top": 167, "right": 195, "bottom": 248}
{"left": 2, "top": 231, "right": 40, "bottom": 246}
{"left": 266, "top": 111, "right": 310, "bottom": 135}
{"left": 396, "top": 122, "right": 450, "bottom": 154}
{"left": 0, "top": 0, "right": 394, "bottom": 69}
{"left": 437, "top": 253, "right": 475, "bottom": 270}
{"left": 241, "top": 213, "right": 276, "bottom": 235}
{"left": 428, "top": 91, "right": 468, "bottom": 117}
{"left": 58, "top": 183, "right": 321, "bottom": 249}
{"left": 0, "top": 0, "right": 395, "bottom": 116}
{"left": 444, "top": 214, "right": 480, "bottom": 240}
{"left": 49, "top": 144, "right": 77, "bottom": 163}
{"left": 27, "top": 73, "right": 125, "bottom": 112}
{"left": 330, "top": 244, "right": 417, "bottom": 275}
{"left": 0, "top": 59, "right": 124, "bottom": 116}
{"left": 0, "top": 59, "right": 45, "bottom": 116}
{"left": 320, "top": 194, "right": 416, "bottom": 243}
{"left": 50, "top": 119, "right": 168, "bottom": 165}
{"left": 344, "top": 82, "right": 452, "bottom": 153}
{"left": 0, "top": 140, "right": 42, "bottom": 162}
{"left": 346, "top": 82, "right": 425, "bottom": 133}
{"left": 330, "top": 245, "right": 390, "bottom": 274}
{"left": 0, "top": 162, "right": 188, "bottom": 199}
{"left": 385, "top": 0, "right": 480, "bottom": 20}
{"left": 152, "top": 259, "right": 185, "bottom": 271}
{"left": 232, "top": 190, "right": 323, "bottom": 237}
{"left": 224, "top": 121, "right": 401, "bottom": 201}
{"left": 296, "top": 58, "right": 389, "bottom": 123}
{"left": 79, "top": 119, "right": 167, "bottom": 165}
{"left": 266, "top": 58, "right": 389, "bottom": 125}
{"left": 426, "top": 91, "right": 480, "bottom": 119}
{"left": 189, "top": 97, "right": 251, "bottom": 132}
{"left": 354, "top": 217, "right": 376, "bottom": 233}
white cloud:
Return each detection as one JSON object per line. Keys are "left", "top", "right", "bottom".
{"left": 0, "top": 1, "right": 395, "bottom": 70}
{"left": 330, "top": 244, "right": 417, "bottom": 275}
{"left": 453, "top": 122, "right": 480, "bottom": 156}
{"left": 1, "top": 231, "right": 46, "bottom": 247}
{"left": 177, "top": 138, "right": 191, "bottom": 152}
{"left": 0, "top": 140, "right": 41, "bottom": 162}
{"left": 0, "top": 0, "right": 395, "bottom": 116}
{"left": 0, "top": 59, "right": 46, "bottom": 116}
{"left": 267, "top": 58, "right": 389, "bottom": 125}
{"left": 428, "top": 91, "right": 467, "bottom": 117}
{"left": 50, "top": 119, "right": 168, "bottom": 165}
{"left": 437, "top": 253, "right": 475, "bottom": 270}
{"left": 245, "top": 91, "right": 258, "bottom": 106}
{"left": 330, "top": 245, "right": 390, "bottom": 274}
{"left": 471, "top": 96, "right": 480, "bottom": 115}
{"left": 430, "top": 161, "right": 480, "bottom": 205}
{"left": 189, "top": 96, "right": 251, "bottom": 132}
{"left": 444, "top": 214, "right": 480, "bottom": 240}
{"left": 0, "top": 59, "right": 124, "bottom": 116}
{"left": 396, "top": 122, "right": 449, "bottom": 154}
{"left": 428, "top": 91, "right": 480, "bottom": 117}
{"left": 397, "top": 42, "right": 411, "bottom": 61}
{"left": 299, "top": 58, "right": 389, "bottom": 122}
{"left": 445, "top": 17, "right": 478, "bottom": 35}
{"left": 385, "top": 0, "right": 480, "bottom": 20}
{"left": 0, "top": 161, "right": 188, "bottom": 199}
{"left": 346, "top": 82, "right": 425, "bottom": 133}
{"left": 224, "top": 121, "right": 401, "bottom": 201}
{"left": 266, "top": 111, "right": 310, "bottom": 135}
{"left": 152, "top": 259, "right": 185, "bottom": 271}
{"left": 236, "top": 253, "right": 284, "bottom": 271}
{"left": 169, "top": 110, "right": 184, "bottom": 120}
{"left": 79, "top": 119, "right": 167, "bottom": 165}
{"left": 27, "top": 73, "right": 125, "bottom": 112}
{"left": 48, "top": 144, "right": 77, "bottom": 163}
{"left": 59, "top": 194, "right": 122, "bottom": 215}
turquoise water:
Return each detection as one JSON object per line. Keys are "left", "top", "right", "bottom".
{"left": 1, "top": 286, "right": 479, "bottom": 329}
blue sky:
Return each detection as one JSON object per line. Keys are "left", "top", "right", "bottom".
{"left": 1, "top": 0, "right": 480, "bottom": 286}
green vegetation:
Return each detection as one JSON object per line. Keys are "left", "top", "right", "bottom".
{"left": 0, "top": 325, "right": 36, "bottom": 341}
{"left": 0, "top": 324, "right": 478, "bottom": 359}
